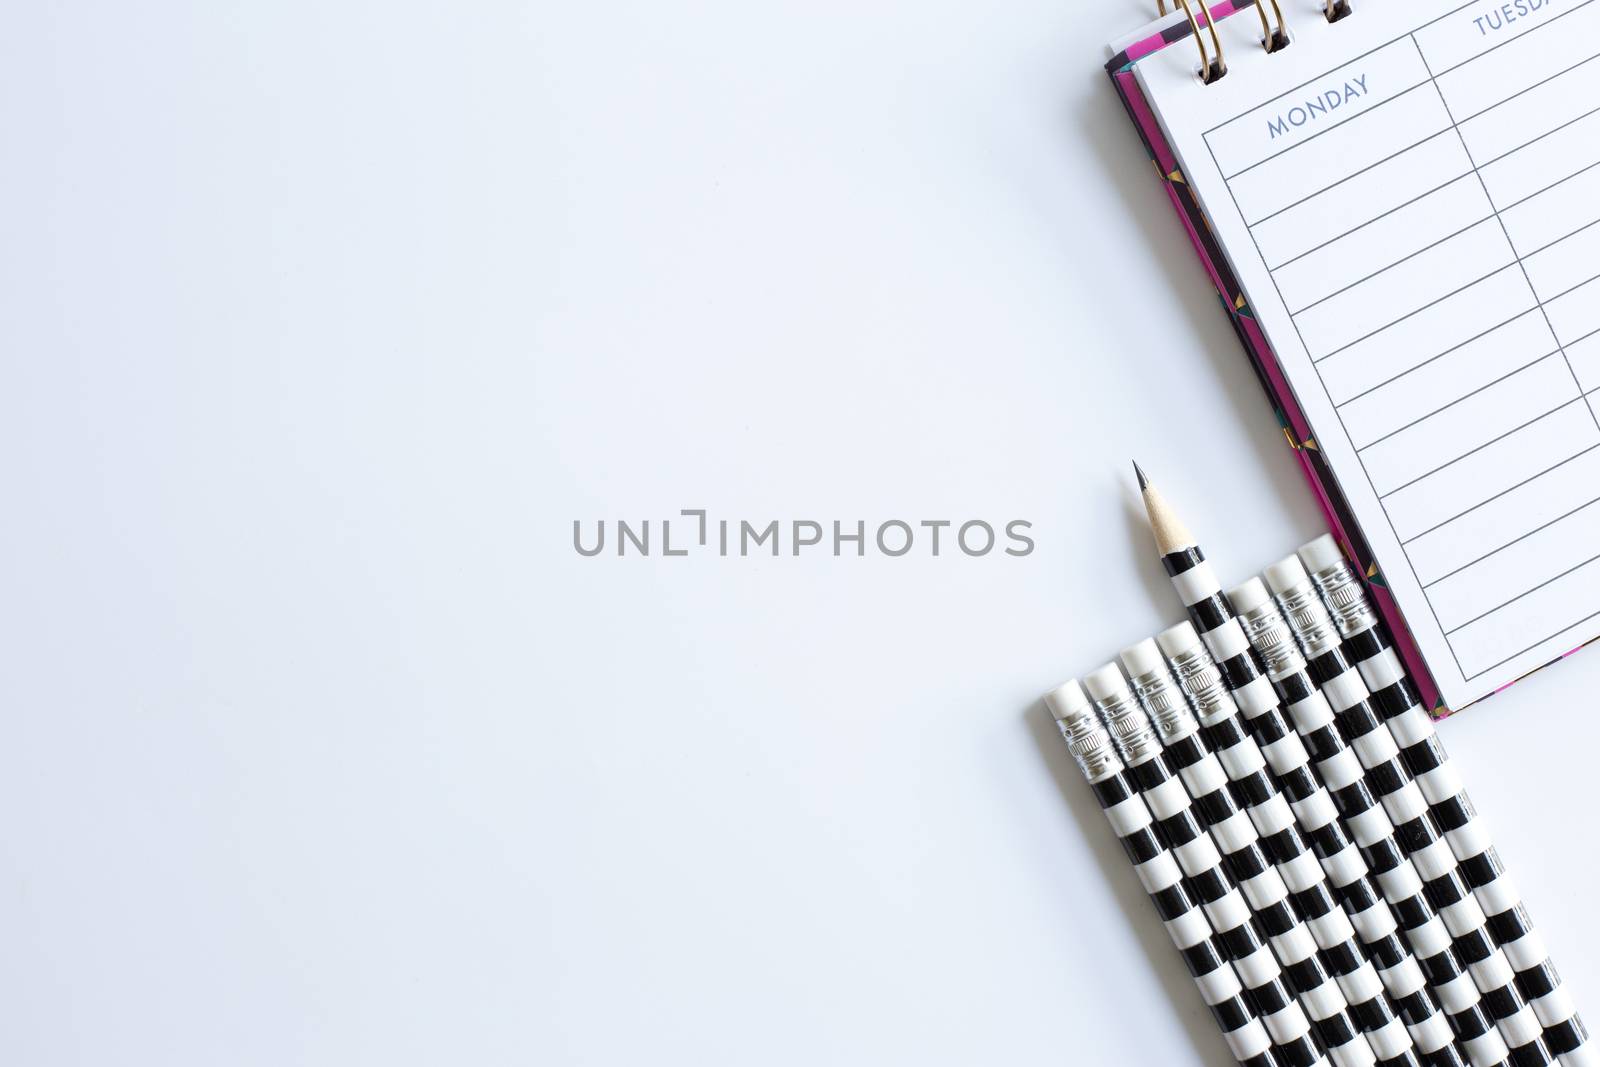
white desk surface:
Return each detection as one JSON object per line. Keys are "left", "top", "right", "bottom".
{"left": 2, "top": 3, "right": 1594, "bottom": 1065}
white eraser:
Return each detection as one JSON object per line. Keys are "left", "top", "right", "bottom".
{"left": 1298, "top": 534, "right": 1345, "bottom": 575}
{"left": 1120, "top": 638, "right": 1164, "bottom": 679}
{"left": 1227, "top": 577, "right": 1271, "bottom": 614}
{"left": 1043, "top": 679, "right": 1090, "bottom": 721}
{"left": 1263, "top": 554, "right": 1309, "bottom": 595}
{"left": 1156, "top": 621, "right": 1201, "bottom": 658}
{"left": 1083, "top": 662, "right": 1128, "bottom": 702}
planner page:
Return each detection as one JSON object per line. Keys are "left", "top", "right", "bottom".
{"left": 1135, "top": 0, "right": 1600, "bottom": 708}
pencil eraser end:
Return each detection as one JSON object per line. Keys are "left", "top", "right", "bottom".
{"left": 1119, "top": 638, "right": 1164, "bottom": 679}
{"left": 1083, "top": 662, "right": 1127, "bottom": 702}
{"left": 1298, "top": 534, "right": 1346, "bottom": 575}
{"left": 1156, "top": 621, "right": 1202, "bottom": 659}
{"left": 1043, "top": 679, "right": 1090, "bottom": 721}
{"left": 1263, "top": 554, "right": 1310, "bottom": 595}
{"left": 1228, "top": 577, "right": 1271, "bottom": 615}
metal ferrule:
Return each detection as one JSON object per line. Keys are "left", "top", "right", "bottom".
{"left": 1273, "top": 581, "right": 1342, "bottom": 659}
{"left": 1054, "top": 705, "right": 1124, "bottom": 782}
{"left": 1234, "top": 600, "right": 1306, "bottom": 681}
{"left": 1308, "top": 559, "right": 1378, "bottom": 639}
{"left": 1171, "top": 643, "right": 1228, "bottom": 726}
{"left": 1165, "top": 644, "right": 1234, "bottom": 726}
{"left": 1128, "top": 666, "right": 1199, "bottom": 744}
{"left": 1095, "top": 687, "right": 1163, "bottom": 766}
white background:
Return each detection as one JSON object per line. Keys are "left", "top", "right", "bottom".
{"left": 2, "top": 3, "right": 1595, "bottom": 1065}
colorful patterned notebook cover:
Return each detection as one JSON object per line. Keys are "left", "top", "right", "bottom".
{"left": 1104, "top": 2, "right": 1468, "bottom": 713}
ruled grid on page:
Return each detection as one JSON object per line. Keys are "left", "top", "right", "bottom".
{"left": 1135, "top": 0, "right": 1600, "bottom": 708}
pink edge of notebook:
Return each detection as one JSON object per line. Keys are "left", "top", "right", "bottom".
{"left": 1105, "top": 2, "right": 1456, "bottom": 716}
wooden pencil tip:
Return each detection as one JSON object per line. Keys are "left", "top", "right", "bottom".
{"left": 1138, "top": 474, "right": 1197, "bottom": 557}
{"left": 1132, "top": 461, "right": 1149, "bottom": 492}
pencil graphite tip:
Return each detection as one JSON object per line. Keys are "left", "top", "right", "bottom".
{"left": 1132, "top": 460, "right": 1149, "bottom": 492}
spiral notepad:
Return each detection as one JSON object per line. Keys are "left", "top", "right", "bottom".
{"left": 1108, "top": 0, "right": 1600, "bottom": 713}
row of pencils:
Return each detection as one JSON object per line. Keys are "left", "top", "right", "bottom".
{"left": 1046, "top": 466, "right": 1589, "bottom": 1067}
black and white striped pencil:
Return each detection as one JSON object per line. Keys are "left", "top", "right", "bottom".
{"left": 1296, "top": 536, "right": 1590, "bottom": 1067}
{"left": 1119, "top": 639, "right": 1393, "bottom": 1067}
{"left": 1149, "top": 623, "right": 1478, "bottom": 1067}
{"left": 1082, "top": 661, "right": 1337, "bottom": 1067}
{"left": 1126, "top": 470, "right": 1465, "bottom": 1062}
{"left": 1132, "top": 465, "right": 1489, "bottom": 1066}
{"left": 1045, "top": 678, "right": 1281, "bottom": 1067}
{"left": 1260, "top": 554, "right": 1551, "bottom": 1066}
{"left": 1222, "top": 583, "right": 1509, "bottom": 1067}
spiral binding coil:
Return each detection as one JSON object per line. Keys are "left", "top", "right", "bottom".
{"left": 1174, "top": 0, "right": 1227, "bottom": 82}
{"left": 1156, "top": 0, "right": 1355, "bottom": 79}
{"left": 1254, "top": 0, "right": 1290, "bottom": 52}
